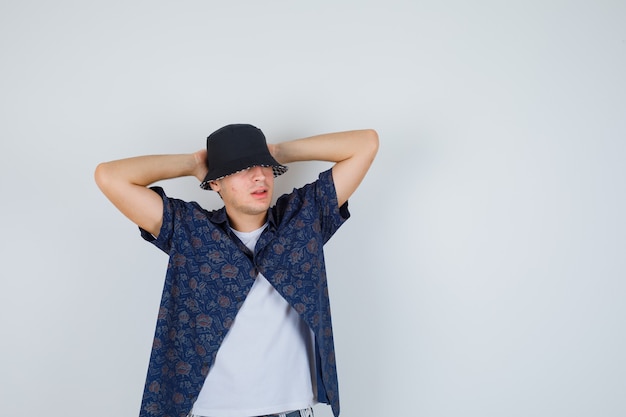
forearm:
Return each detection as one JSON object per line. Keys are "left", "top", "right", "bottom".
{"left": 272, "top": 129, "right": 378, "bottom": 165}
{"left": 272, "top": 129, "right": 378, "bottom": 206}
{"left": 95, "top": 153, "right": 205, "bottom": 188}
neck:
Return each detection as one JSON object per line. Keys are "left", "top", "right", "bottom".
{"left": 226, "top": 210, "right": 268, "bottom": 233}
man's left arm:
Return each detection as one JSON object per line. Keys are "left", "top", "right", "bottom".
{"left": 270, "top": 129, "right": 379, "bottom": 206}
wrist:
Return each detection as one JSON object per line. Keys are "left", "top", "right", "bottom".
{"left": 190, "top": 150, "right": 208, "bottom": 182}
{"left": 268, "top": 142, "right": 284, "bottom": 164}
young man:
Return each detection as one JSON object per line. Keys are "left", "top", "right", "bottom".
{"left": 95, "top": 124, "right": 378, "bottom": 417}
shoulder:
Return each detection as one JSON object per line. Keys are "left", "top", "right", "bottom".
{"left": 150, "top": 186, "right": 215, "bottom": 216}
{"left": 273, "top": 170, "right": 330, "bottom": 211}
{"left": 270, "top": 169, "right": 348, "bottom": 231}
{"left": 150, "top": 186, "right": 224, "bottom": 236}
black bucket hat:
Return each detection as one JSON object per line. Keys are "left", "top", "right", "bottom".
{"left": 199, "top": 124, "right": 288, "bottom": 190}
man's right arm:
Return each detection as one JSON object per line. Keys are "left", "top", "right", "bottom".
{"left": 94, "top": 151, "right": 208, "bottom": 237}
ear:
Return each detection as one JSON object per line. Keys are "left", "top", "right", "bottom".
{"left": 209, "top": 180, "right": 221, "bottom": 193}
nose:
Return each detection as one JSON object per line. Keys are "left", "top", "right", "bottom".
{"left": 250, "top": 166, "right": 266, "bottom": 180}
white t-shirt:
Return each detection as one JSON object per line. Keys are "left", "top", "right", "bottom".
{"left": 191, "top": 224, "right": 317, "bottom": 417}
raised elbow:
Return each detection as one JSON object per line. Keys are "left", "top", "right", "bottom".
{"left": 94, "top": 162, "right": 113, "bottom": 191}
{"left": 363, "top": 129, "right": 379, "bottom": 158}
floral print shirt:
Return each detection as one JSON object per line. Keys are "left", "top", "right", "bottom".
{"left": 138, "top": 169, "right": 349, "bottom": 417}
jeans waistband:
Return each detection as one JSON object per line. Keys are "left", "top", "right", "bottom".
{"left": 263, "top": 407, "right": 313, "bottom": 417}
{"left": 189, "top": 406, "right": 313, "bottom": 417}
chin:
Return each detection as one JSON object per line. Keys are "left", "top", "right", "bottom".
{"left": 244, "top": 203, "right": 270, "bottom": 215}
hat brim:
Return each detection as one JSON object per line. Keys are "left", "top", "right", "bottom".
{"left": 199, "top": 158, "right": 288, "bottom": 190}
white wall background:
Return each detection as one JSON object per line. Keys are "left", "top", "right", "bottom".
{"left": 1, "top": 1, "right": 625, "bottom": 416}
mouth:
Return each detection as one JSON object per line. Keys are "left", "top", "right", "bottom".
{"left": 251, "top": 188, "right": 269, "bottom": 199}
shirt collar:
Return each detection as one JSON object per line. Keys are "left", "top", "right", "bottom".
{"left": 207, "top": 206, "right": 229, "bottom": 226}
{"left": 207, "top": 206, "right": 277, "bottom": 231}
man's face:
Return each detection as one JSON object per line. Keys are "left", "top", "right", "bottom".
{"left": 211, "top": 165, "right": 274, "bottom": 220}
